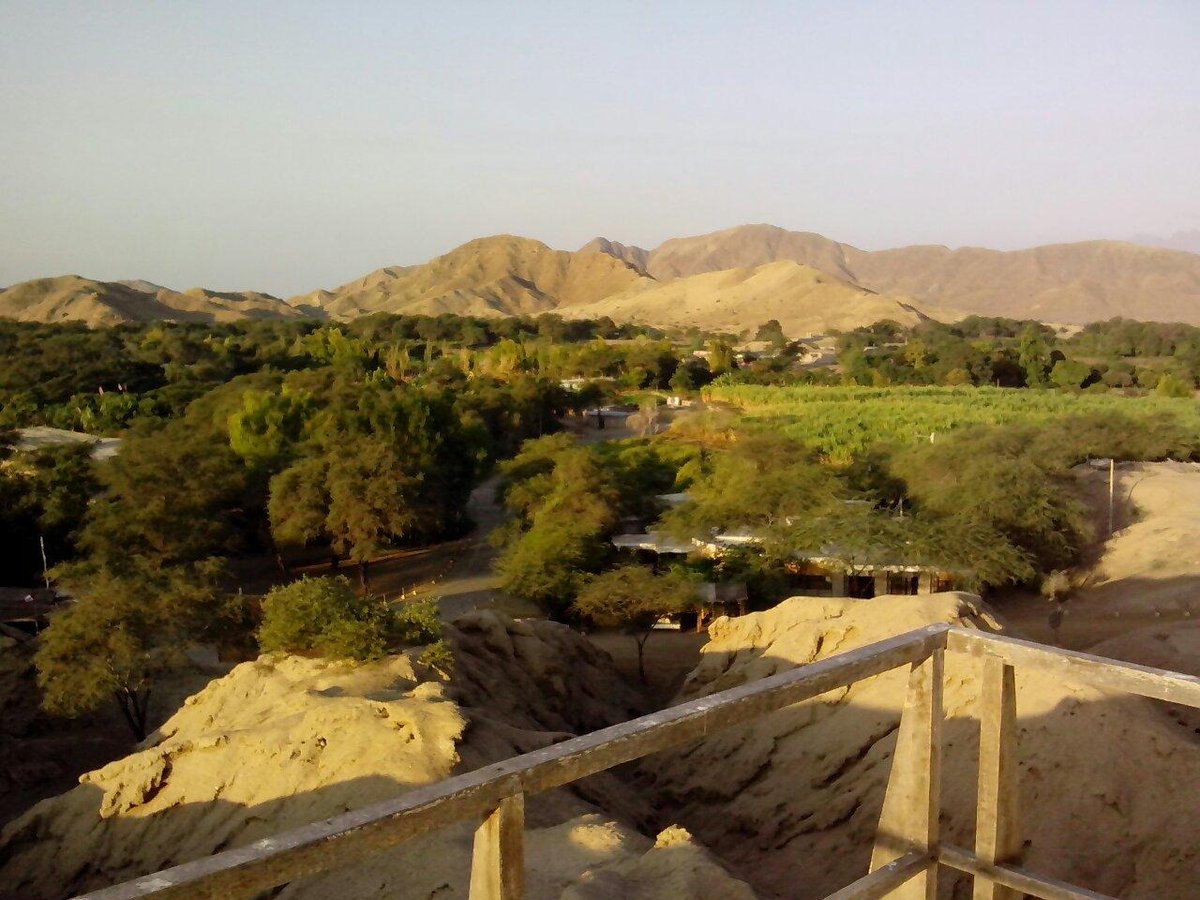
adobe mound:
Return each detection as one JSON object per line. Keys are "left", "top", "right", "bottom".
{"left": 0, "top": 613, "right": 757, "bottom": 899}
{"left": 645, "top": 593, "right": 1200, "bottom": 899}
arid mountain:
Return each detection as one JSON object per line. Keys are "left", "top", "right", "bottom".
{"left": 577, "top": 237, "right": 651, "bottom": 275}
{"left": 293, "top": 235, "right": 653, "bottom": 320}
{"left": 845, "top": 240, "right": 1200, "bottom": 323}
{"left": 639, "top": 224, "right": 856, "bottom": 283}
{"left": 585, "top": 224, "right": 1200, "bottom": 324}
{"left": 565, "top": 260, "right": 944, "bottom": 337}
{"left": 0, "top": 275, "right": 306, "bottom": 327}
{"left": 9, "top": 225, "right": 1200, "bottom": 330}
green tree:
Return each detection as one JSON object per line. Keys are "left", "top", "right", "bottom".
{"left": 706, "top": 340, "right": 736, "bottom": 376}
{"left": 35, "top": 560, "right": 221, "bottom": 740}
{"left": 268, "top": 385, "right": 482, "bottom": 584}
{"left": 1049, "top": 359, "right": 1094, "bottom": 390}
{"left": 1018, "top": 325, "right": 1053, "bottom": 387}
{"left": 902, "top": 339, "right": 930, "bottom": 370}
{"left": 1155, "top": 372, "right": 1193, "bottom": 397}
{"left": 573, "top": 566, "right": 697, "bottom": 682}
{"left": 663, "top": 433, "right": 840, "bottom": 541}
{"left": 890, "top": 423, "right": 1091, "bottom": 577}
{"left": 493, "top": 438, "right": 619, "bottom": 614}
{"left": 76, "top": 421, "right": 251, "bottom": 572}
{"left": 227, "top": 388, "right": 313, "bottom": 472}
{"left": 755, "top": 319, "right": 788, "bottom": 348}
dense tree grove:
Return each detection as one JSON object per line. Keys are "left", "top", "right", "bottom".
{"left": 492, "top": 434, "right": 699, "bottom": 616}
{"left": 719, "top": 315, "right": 1200, "bottom": 392}
{"left": 0, "top": 314, "right": 688, "bottom": 434}
{"left": 9, "top": 313, "right": 694, "bottom": 728}
{"left": 7, "top": 307, "right": 1200, "bottom": 734}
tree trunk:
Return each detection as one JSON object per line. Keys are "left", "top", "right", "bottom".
{"left": 359, "top": 558, "right": 370, "bottom": 590}
{"left": 113, "top": 688, "right": 149, "bottom": 742}
{"left": 635, "top": 632, "right": 651, "bottom": 684}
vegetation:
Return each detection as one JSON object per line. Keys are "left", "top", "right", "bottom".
{"left": 12, "top": 306, "right": 1200, "bottom": 736}
{"left": 34, "top": 560, "right": 223, "bottom": 740}
{"left": 257, "top": 576, "right": 441, "bottom": 661}
{"left": 573, "top": 565, "right": 698, "bottom": 682}
{"left": 704, "top": 384, "right": 1200, "bottom": 462}
{"left": 259, "top": 576, "right": 393, "bottom": 660}
{"left": 492, "top": 434, "right": 698, "bottom": 616}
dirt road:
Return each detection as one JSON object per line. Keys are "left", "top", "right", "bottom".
{"left": 1002, "top": 461, "right": 1200, "bottom": 650}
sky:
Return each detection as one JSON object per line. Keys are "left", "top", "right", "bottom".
{"left": 1, "top": 1, "right": 1197, "bottom": 296}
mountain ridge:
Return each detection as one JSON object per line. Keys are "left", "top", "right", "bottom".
{"left": 0, "top": 275, "right": 304, "bottom": 328}
{"left": 5, "top": 225, "right": 1200, "bottom": 331}
{"left": 581, "top": 225, "right": 1200, "bottom": 324}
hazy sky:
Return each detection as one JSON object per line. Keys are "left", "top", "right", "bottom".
{"left": 2, "top": 1, "right": 1197, "bottom": 296}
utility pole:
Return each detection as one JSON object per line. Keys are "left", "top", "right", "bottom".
{"left": 39, "top": 534, "right": 50, "bottom": 590}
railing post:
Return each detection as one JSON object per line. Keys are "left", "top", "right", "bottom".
{"left": 973, "top": 656, "right": 1021, "bottom": 900}
{"left": 870, "top": 648, "right": 944, "bottom": 899}
{"left": 469, "top": 793, "right": 524, "bottom": 900}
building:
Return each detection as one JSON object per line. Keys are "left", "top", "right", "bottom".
{"left": 14, "top": 427, "right": 122, "bottom": 461}
{"left": 613, "top": 514, "right": 959, "bottom": 600}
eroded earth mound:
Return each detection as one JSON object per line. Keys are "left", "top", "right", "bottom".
{"left": 0, "top": 612, "right": 755, "bottom": 899}
{"left": 643, "top": 593, "right": 1200, "bottom": 899}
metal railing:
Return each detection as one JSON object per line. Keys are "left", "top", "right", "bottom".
{"left": 75, "top": 624, "right": 1200, "bottom": 900}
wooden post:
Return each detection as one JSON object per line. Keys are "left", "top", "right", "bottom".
{"left": 870, "top": 649, "right": 944, "bottom": 899}
{"left": 469, "top": 793, "right": 524, "bottom": 900}
{"left": 973, "top": 657, "right": 1021, "bottom": 900}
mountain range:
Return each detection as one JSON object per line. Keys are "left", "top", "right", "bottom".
{"left": 3, "top": 225, "right": 1199, "bottom": 335}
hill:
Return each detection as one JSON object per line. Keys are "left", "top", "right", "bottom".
{"left": 0, "top": 275, "right": 307, "bottom": 327}
{"left": 292, "top": 235, "right": 653, "bottom": 320}
{"left": 584, "top": 224, "right": 1200, "bottom": 325}
{"left": 564, "top": 259, "right": 944, "bottom": 337}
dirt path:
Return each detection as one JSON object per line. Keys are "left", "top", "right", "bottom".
{"left": 374, "top": 415, "right": 638, "bottom": 620}
{"left": 1001, "top": 461, "right": 1200, "bottom": 650}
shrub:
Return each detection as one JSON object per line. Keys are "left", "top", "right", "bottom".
{"left": 418, "top": 639, "right": 455, "bottom": 675}
{"left": 257, "top": 575, "right": 392, "bottom": 660}
{"left": 393, "top": 597, "right": 442, "bottom": 645}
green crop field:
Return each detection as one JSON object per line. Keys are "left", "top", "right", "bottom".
{"left": 703, "top": 384, "right": 1200, "bottom": 461}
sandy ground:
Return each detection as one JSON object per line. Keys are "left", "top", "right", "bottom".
{"left": 646, "top": 594, "right": 1200, "bottom": 899}
{"left": 0, "top": 616, "right": 757, "bottom": 900}
{"left": 585, "top": 630, "right": 709, "bottom": 704}
{"left": 1001, "top": 461, "right": 1200, "bottom": 651}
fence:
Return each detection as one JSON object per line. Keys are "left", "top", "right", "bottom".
{"left": 76, "top": 623, "right": 1200, "bottom": 900}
